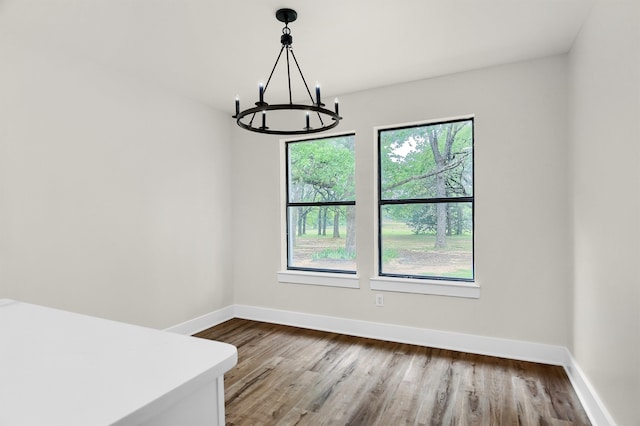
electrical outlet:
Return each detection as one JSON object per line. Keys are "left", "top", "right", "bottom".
{"left": 375, "top": 294, "right": 384, "bottom": 307}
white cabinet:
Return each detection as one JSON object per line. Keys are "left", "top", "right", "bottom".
{"left": 0, "top": 299, "right": 237, "bottom": 426}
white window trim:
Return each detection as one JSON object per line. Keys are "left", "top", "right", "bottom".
{"left": 277, "top": 270, "right": 360, "bottom": 289}
{"left": 369, "top": 276, "right": 479, "bottom": 298}
{"left": 279, "top": 131, "right": 359, "bottom": 289}
{"left": 276, "top": 119, "right": 479, "bottom": 299}
{"left": 372, "top": 116, "right": 479, "bottom": 299}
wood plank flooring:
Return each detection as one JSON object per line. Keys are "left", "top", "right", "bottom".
{"left": 195, "top": 319, "right": 590, "bottom": 426}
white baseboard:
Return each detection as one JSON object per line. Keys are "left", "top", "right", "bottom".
{"left": 164, "top": 305, "right": 235, "bottom": 335}
{"left": 233, "top": 305, "right": 569, "bottom": 366}
{"left": 168, "top": 303, "right": 614, "bottom": 425}
{"left": 563, "top": 351, "right": 617, "bottom": 426}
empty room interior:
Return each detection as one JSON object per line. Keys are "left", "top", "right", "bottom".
{"left": 0, "top": 1, "right": 638, "bottom": 425}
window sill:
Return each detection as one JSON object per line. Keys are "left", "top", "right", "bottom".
{"left": 369, "top": 276, "right": 480, "bottom": 299}
{"left": 277, "top": 270, "right": 360, "bottom": 289}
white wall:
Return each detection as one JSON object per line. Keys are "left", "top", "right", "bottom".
{"left": 0, "top": 39, "right": 234, "bottom": 329}
{"left": 1, "top": 3, "right": 635, "bottom": 421}
{"left": 569, "top": 1, "right": 640, "bottom": 424}
{"left": 233, "top": 56, "right": 572, "bottom": 346}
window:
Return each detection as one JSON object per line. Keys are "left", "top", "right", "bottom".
{"left": 285, "top": 134, "right": 356, "bottom": 274}
{"left": 378, "top": 118, "right": 474, "bottom": 281}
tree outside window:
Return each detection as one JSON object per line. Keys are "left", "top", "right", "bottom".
{"left": 378, "top": 118, "right": 474, "bottom": 281}
{"left": 286, "top": 134, "right": 356, "bottom": 273}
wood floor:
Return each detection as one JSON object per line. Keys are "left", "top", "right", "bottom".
{"left": 195, "top": 319, "right": 590, "bottom": 426}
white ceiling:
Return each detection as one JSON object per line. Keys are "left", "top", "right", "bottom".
{"left": 0, "top": 0, "right": 594, "bottom": 113}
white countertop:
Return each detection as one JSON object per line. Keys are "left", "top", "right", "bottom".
{"left": 0, "top": 299, "right": 237, "bottom": 426}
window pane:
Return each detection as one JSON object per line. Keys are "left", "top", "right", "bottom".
{"left": 288, "top": 135, "right": 355, "bottom": 203}
{"left": 288, "top": 205, "right": 356, "bottom": 272}
{"left": 380, "top": 203, "right": 473, "bottom": 280}
{"left": 380, "top": 120, "right": 472, "bottom": 200}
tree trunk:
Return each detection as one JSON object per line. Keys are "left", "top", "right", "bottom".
{"left": 345, "top": 206, "right": 356, "bottom": 257}
{"left": 302, "top": 211, "right": 307, "bottom": 235}
{"left": 333, "top": 208, "right": 340, "bottom": 238}
{"left": 428, "top": 124, "right": 464, "bottom": 248}
{"left": 435, "top": 202, "right": 447, "bottom": 248}
{"left": 429, "top": 128, "right": 448, "bottom": 249}
{"left": 321, "top": 208, "right": 327, "bottom": 236}
{"left": 317, "top": 207, "right": 323, "bottom": 235}
{"left": 456, "top": 204, "right": 463, "bottom": 235}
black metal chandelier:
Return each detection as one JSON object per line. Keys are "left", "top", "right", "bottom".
{"left": 233, "top": 8, "right": 342, "bottom": 135}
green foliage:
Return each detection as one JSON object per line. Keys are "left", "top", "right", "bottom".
{"left": 288, "top": 135, "right": 357, "bottom": 260}
{"left": 312, "top": 247, "right": 356, "bottom": 261}
{"left": 438, "top": 269, "right": 474, "bottom": 279}
{"left": 380, "top": 121, "right": 472, "bottom": 200}
{"left": 379, "top": 222, "right": 473, "bottom": 279}
{"left": 406, "top": 205, "right": 436, "bottom": 234}
{"left": 288, "top": 136, "right": 355, "bottom": 203}
{"left": 379, "top": 120, "right": 473, "bottom": 242}
{"left": 404, "top": 203, "right": 472, "bottom": 235}
{"left": 380, "top": 222, "right": 473, "bottom": 252}
{"left": 382, "top": 247, "right": 399, "bottom": 263}
{"left": 291, "top": 206, "right": 351, "bottom": 235}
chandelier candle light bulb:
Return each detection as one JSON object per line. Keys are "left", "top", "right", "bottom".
{"left": 259, "top": 83, "right": 264, "bottom": 104}
{"left": 334, "top": 98, "right": 339, "bottom": 116}
{"left": 235, "top": 96, "right": 240, "bottom": 116}
{"left": 315, "top": 83, "right": 321, "bottom": 106}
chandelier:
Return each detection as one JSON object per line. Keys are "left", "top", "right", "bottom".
{"left": 233, "top": 8, "right": 342, "bottom": 135}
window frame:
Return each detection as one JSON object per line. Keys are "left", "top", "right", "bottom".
{"left": 283, "top": 133, "right": 357, "bottom": 276}
{"left": 375, "top": 116, "right": 476, "bottom": 286}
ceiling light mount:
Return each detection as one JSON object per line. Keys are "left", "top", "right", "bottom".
{"left": 275, "top": 8, "right": 297, "bottom": 25}
{"left": 233, "top": 8, "right": 342, "bottom": 135}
